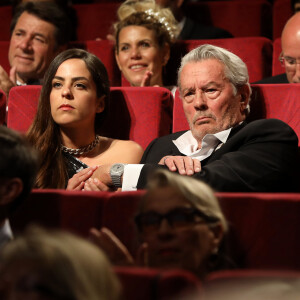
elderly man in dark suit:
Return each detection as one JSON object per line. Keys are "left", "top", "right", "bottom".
{"left": 81, "top": 44, "right": 299, "bottom": 193}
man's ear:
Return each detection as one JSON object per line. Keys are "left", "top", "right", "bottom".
{"left": 96, "top": 95, "right": 106, "bottom": 113}
{"left": 0, "top": 178, "right": 23, "bottom": 206}
{"left": 238, "top": 84, "right": 251, "bottom": 113}
{"left": 162, "top": 43, "right": 170, "bottom": 67}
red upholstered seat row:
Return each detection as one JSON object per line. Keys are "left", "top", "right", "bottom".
{"left": 6, "top": 83, "right": 300, "bottom": 147}
{"left": 0, "top": 37, "right": 274, "bottom": 86}
{"left": 6, "top": 85, "right": 173, "bottom": 150}
{"left": 0, "top": 1, "right": 286, "bottom": 41}
{"left": 10, "top": 190, "right": 300, "bottom": 272}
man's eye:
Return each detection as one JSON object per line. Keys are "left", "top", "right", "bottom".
{"left": 286, "top": 58, "right": 296, "bottom": 65}
{"left": 35, "top": 37, "right": 45, "bottom": 43}
{"left": 206, "top": 89, "right": 217, "bottom": 93}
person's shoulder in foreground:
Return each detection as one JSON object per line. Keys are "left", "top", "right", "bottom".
{"left": 139, "top": 118, "right": 299, "bottom": 193}
{"left": 253, "top": 73, "right": 289, "bottom": 84}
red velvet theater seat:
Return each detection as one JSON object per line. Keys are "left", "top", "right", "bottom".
{"left": 100, "top": 87, "right": 173, "bottom": 150}
{"left": 173, "top": 84, "right": 300, "bottom": 146}
{"left": 205, "top": 269, "right": 300, "bottom": 299}
{"left": 73, "top": 2, "right": 120, "bottom": 41}
{"left": 273, "top": 0, "right": 293, "bottom": 40}
{"left": 217, "top": 193, "right": 300, "bottom": 271}
{"left": 10, "top": 189, "right": 109, "bottom": 237}
{"left": 0, "top": 41, "right": 10, "bottom": 74}
{"left": 250, "top": 84, "right": 300, "bottom": 146}
{"left": 0, "top": 6, "right": 13, "bottom": 41}
{"left": 184, "top": 0, "right": 272, "bottom": 39}
{"left": 85, "top": 40, "right": 121, "bottom": 87}
{"left": 7, "top": 86, "right": 173, "bottom": 150}
{"left": 165, "top": 37, "right": 273, "bottom": 86}
{"left": 7, "top": 85, "right": 41, "bottom": 133}
{"left": 0, "top": 89, "right": 6, "bottom": 125}
{"left": 115, "top": 266, "right": 202, "bottom": 300}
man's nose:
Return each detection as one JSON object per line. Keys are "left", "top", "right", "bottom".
{"left": 193, "top": 90, "right": 208, "bottom": 110}
{"left": 293, "top": 64, "right": 300, "bottom": 83}
{"left": 18, "top": 36, "right": 33, "bottom": 51}
{"left": 157, "top": 219, "right": 174, "bottom": 238}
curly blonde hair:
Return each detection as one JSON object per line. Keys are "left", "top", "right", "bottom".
{"left": 114, "top": 0, "right": 179, "bottom": 51}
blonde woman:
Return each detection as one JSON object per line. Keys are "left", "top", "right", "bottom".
{"left": 113, "top": 0, "right": 179, "bottom": 88}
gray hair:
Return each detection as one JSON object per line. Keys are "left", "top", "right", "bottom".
{"left": 142, "top": 169, "right": 228, "bottom": 232}
{"left": 177, "top": 44, "right": 251, "bottom": 114}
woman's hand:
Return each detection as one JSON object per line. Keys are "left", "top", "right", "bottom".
{"left": 159, "top": 156, "right": 201, "bottom": 175}
{"left": 141, "top": 70, "right": 154, "bottom": 87}
{"left": 89, "top": 227, "right": 134, "bottom": 265}
{"left": 66, "top": 166, "right": 98, "bottom": 190}
{"left": 83, "top": 177, "right": 112, "bottom": 192}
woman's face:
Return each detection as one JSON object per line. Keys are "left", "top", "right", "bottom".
{"left": 138, "top": 186, "right": 223, "bottom": 276}
{"left": 50, "top": 58, "right": 104, "bottom": 130}
{"left": 115, "top": 25, "right": 169, "bottom": 86}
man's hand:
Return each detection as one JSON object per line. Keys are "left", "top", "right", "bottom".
{"left": 0, "top": 66, "right": 16, "bottom": 97}
{"left": 159, "top": 156, "right": 201, "bottom": 175}
{"left": 66, "top": 166, "right": 98, "bottom": 190}
{"left": 89, "top": 227, "right": 134, "bottom": 265}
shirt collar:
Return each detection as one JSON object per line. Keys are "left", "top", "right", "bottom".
{"left": 173, "top": 127, "right": 232, "bottom": 159}
{"left": 0, "top": 219, "right": 13, "bottom": 248}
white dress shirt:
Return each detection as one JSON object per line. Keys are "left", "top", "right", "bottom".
{"left": 122, "top": 128, "right": 232, "bottom": 191}
{"left": 0, "top": 219, "right": 13, "bottom": 249}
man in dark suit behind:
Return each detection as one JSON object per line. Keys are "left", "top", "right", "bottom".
{"left": 85, "top": 44, "right": 299, "bottom": 193}
{"left": 255, "top": 12, "right": 300, "bottom": 84}
{"left": 156, "top": 0, "right": 233, "bottom": 40}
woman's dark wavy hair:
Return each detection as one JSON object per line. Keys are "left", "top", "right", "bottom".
{"left": 27, "top": 48, "right": 110, "bottom": 188}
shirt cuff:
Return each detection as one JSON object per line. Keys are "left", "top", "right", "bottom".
{"left": 122, "top": 164, "right": 144, "bottom": 191}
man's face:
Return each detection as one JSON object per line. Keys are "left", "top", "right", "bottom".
{"left": 281, "top": 30, "right": 300, "bottom": 83}
{"left": 180, "top": 59, "right": 247, "bottom": 144}
{"left": 139, "top": 186, "right": 221, "bottom": 276}
{"left": 9, "top": 12, "right": 59, "bottom": 83}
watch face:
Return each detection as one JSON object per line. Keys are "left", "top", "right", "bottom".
{"left": 112, "top": 163, "right": 124, "bottom": 174}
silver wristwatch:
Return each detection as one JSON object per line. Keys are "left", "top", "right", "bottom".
{"left": 110, "top": 163, "right": 126, "bottom": 188}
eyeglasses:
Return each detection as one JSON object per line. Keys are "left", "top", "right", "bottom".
{"left": 134, "top": 207, "right": 219, "bottom": 234}
{"left": 279, "top": 54, "right": 300, "bottom": 70}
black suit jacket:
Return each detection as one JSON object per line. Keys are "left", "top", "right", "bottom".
{"left": 137, "top": 119, "right": 299, "bottom": 192}
{"left": 179, "top": 17, "right": 233, "bottom": 40}
{"left": 254, "top": 73, "right": 289, "bottom": 84}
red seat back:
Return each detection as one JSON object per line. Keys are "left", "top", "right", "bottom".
{"left": 101, "top": 87, "right": 173, "bottom": 149}
{"left": 250, "top": 84, "right": 300, "bottom": 145}
{"left": 0, "top": 89, "right": 6, "bottom": 125}
{"left": 0, "top": 6, "right": 12, "bottom": 41}
{"left": 217, "top": 193, "right": 300, "bottom": 270}
{"left": 165, "top": 37, "right": 273, "bottom": 86}
{"left": 273, "top": 0, "right": 293, "bottom": 40}
{"left": 85, "top": 40, "right": 121, "bottom": 86}
{"left": 10, "top": 189, "right": 108, "bottom": 237}
{"left": 0, "top": 41, "right": 10, "bottom": 74}
{"left": 185, "top": 0, "right": 272, "bottom": 38}
{"left": 7, "top": 85, "right": 41, "bottom": 133}
{"left": 7, "top": 86, "right": 173, "bottom": 149}
{"left": 73, "top": 3, "right": 119, "bottom": 41}
{"left": 115, "top": 266, "right": 202, "bottom": 300}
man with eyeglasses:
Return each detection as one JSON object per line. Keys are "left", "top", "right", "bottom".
{"left": 256, "top": 12, "right": 300, "bottom": 84}
{"left": 90, "top": 169, "right": 230, "bottom": 279}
